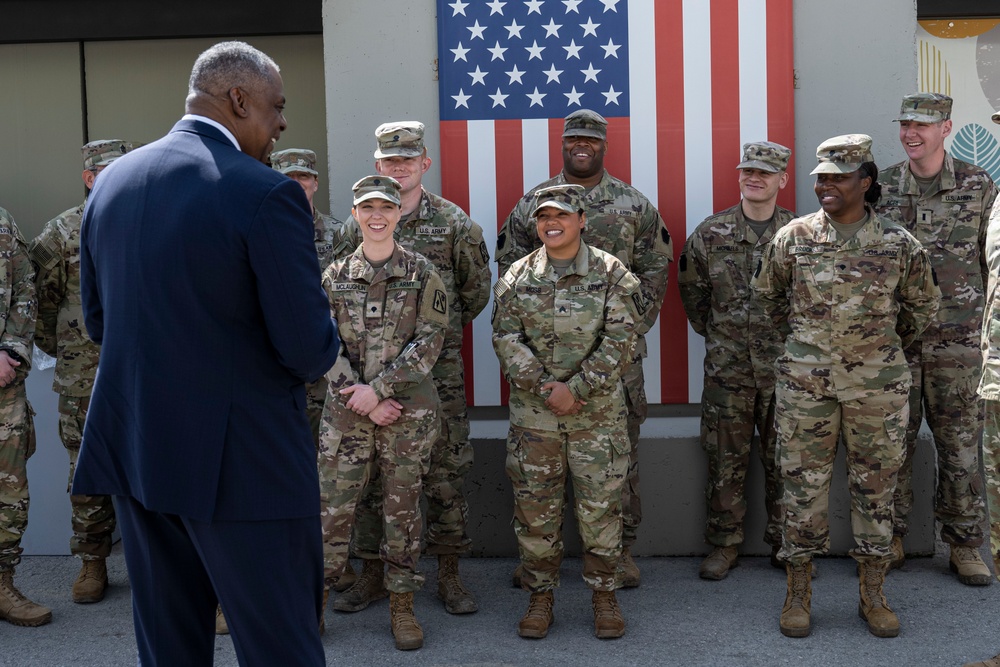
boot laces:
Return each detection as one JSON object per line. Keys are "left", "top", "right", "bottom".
{"left": 954, "top": 546, "right": 982, "bottom": 564}
{"left": 0, "top": 573, "right": 28, "bottom": 604}
{"left": 526, "top": 592, "right": 553, "bottom": 619}
{"left": 861, "top": 564, "right": 888, "bottom": 607}
{"left": 593, "top": 591, "right": 618, "bottom": 618}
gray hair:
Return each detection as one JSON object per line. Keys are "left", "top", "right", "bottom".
{"left": 187, "top": 41, "right": 279, "bottom": 99}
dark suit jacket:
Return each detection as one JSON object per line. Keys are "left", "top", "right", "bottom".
{"left": 75, "top": 118, "right": 340, "bottom": 522}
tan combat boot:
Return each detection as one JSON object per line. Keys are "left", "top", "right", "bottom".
{"left": 0, "top": 570, "right": 52, "bottom": 627}
{"left": 72, "top": 558, "right": 108, "bottom": 603}
{"left": 215, "top": 604, "right": 229, "bottom": 635}
{"left": 389, "top": 591, "right": 423, "bottom": 650}
{"left": 517, "top": 590, "right": 554, "bottom": 639}
{"left": 592, "top": 590, "right": 625, "bottom": 639}
{"left": 887, "top": 535, "right": 904, "bottom": 571}
{"left": 779, "top": 561, "right": 812, "bottom": 638}
{"left": 963, "top": 653, "right": 1000, "bottom": 667}
{"left": 699, "top": 546, "right": 739, "bottom": 580}
{"left": 333, "top": 558, "right": 387, "bottom": 612}
{"left": 617, "top": 547, "right": 640, "bottom": 588}
{"left": 950, "top": 545, "right": 992, "bottom": 586}
{"left": 857, "top": 559, "right": 899, "bottom": 638}
{"left": 332, "top": 560, "right": 357, "bottom": 593}
{"left": 437, "top": 554, "right": 478, "bottom": 614}
{"left": 511, "top": 564, "right": 523, "bottom": 588}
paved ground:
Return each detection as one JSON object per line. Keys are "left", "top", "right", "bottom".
{"left": 3, "top": 545, "right": 1000, "bottom": 667}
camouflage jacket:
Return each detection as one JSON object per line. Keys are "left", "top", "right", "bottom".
{"left": 28, "top": 201, "right": 94, "bottom": 395}
{"left": 492, "top": 241, "right": 641, "bottom": 431}
{"left": 679, "top": 202, "right": 796, "bottom": 390}
{"left": 338, "top": 188, "right": 490, "bottom": 348}
{"left": 978, "top": 200, "right": 1000, "bottom": 400}
{"left": 0, "top": 207, "right": 36, "bottom": 376}
{"left": 322, "top": 242, "right": 448, "bottom": 423}
{"left": 496, "top": 170, "right": 672, "bottom": 338}
{"left": 313, "top": 207, "right": 344, "bottom": 271}
{"left": 877, "top": 153, "right": 997, "bottom": 341}
{"left": 752, "top": 207, "right": 940, "bottom": 401}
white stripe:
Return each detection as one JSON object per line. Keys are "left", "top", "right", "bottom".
{"left": 628, "top": 0, "right": 661, "bottom": 404}
{"left": 522, "top": 119, "right": 552, "bottom": 191}
{"left": 467, "top": 120, "right": 502, "bottom": 405}
{"left": 682, "top": 0, "right": 714, "bottom": 236}
{"left": 738, "top": 0, "right": 769, "bottom": 145}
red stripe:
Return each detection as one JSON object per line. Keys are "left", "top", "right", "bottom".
{"left": 657, "top": 0, "right": 689, "bottom": 404}
{"left": 767, "top": 0, "right": 797, "bottom": 213}
{"left": 710, "top": 0, "right": 741, "bottom": 213}
{"left": 495, "top": 120, "right": 525, "bottom": 406}
{"left": 439, "top": 121, "right": 477, "bottom": 406}
{"left": 548, "top": 118, "right": 563, "bottom": 177}
{"left": 605, "top": 117, "right": 631, "bottom": 184}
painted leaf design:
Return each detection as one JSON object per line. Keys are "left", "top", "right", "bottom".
{"left": 949, "top": 123, "right": 1000, "bottom": 181}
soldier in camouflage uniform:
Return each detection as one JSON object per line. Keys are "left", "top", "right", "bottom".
{"left": 0, "top": 205, "right": 45, "bottom": 626}
{"left": 496, "top": 109, "right": 672, "bottom": 588}
{"left": 679, "top": 141, "right": 795, "bottom": 580}
{"left": 28, "top": 140, "right": 138, "bottom": 607}
{"left": 754, "top": 134, "right": 940, "bottom": 639}
{"left": 493, "top": 183, "right": 640, "bottom": 640}
{"left": 876, "top": 93, "right": 996, "bottom": 586}
{"left": 318, "top": 175, "right": 448, "bottom": 651}
{"left": 333, "top": 122, "right": 490, "bottom": 616}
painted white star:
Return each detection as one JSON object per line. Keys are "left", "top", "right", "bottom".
{"left": 449, "top": 0, "right": 470, "bottom": 16}
{"left": 562, "top": 0, "right": 583, "bottom": 13}
{"left": 601, "top": 38, "right": 621, "bottom": 58}
{"left": 580, "top": 17, "right": 600, "bottom": 37}
{"left": 467, "top": 20, "right": 487, "bottom": 40}
{"left": 468, "top": 65, "right": 488, "bottom": 86}
{"left": 543, "top": 64, "right": 564, "bottom": 83}
{"left": 505, "top": 65, "right": 526, "bottom": 85}
{"left": 452, "top": 89, "right": 472, "bottom": 109}
{"left": 581, "top": 62, "right": 601, "bottom": 82}
{"left": 486, "top": 0, "right": 506, "bottom": 14}
{"left": 488, "top": 41, "right": 508, "bottom": 61}
{"left": 526, "top": 87, "right": 547, "bottom": 107}
{"left": 599, "top": 0, "right": 620, "bottom": 11}
{"left": 564, "top": 86, "right": 584, "bottom": 106}
{"left": 505, "top": 19, "right": 524, "bottom": 39}
{"left": 602, "top": 85, "right": 622, "bottom": 105}
{"left": 525, "top": 40, "right": 546, "bottom": 60}
{"left": 451, "top": 42, "right": 471, "bottom": 62}
{"left": 542, "top": 18, "right": 562, "bottom": 38}
{"left": 489, "top": 88, "right": 509, "bottom": 108}
{"left": 524, "top": 0, "right": 544, "bottom": 15}
{"left": 563, "top": 39, "right": 583, "bottom": 59}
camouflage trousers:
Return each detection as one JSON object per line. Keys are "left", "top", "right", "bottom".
{"left": 59, "top": 395, "right": 115, "bottom": 560}
{"left": 775, "top": 381, "right": 907, "bottom": 565}
{"left": 505, "top": 423, "right": 629, "bottom": 592}
{"left": 318, "top": 408, "right": 437, "bottom": 593}
{"left": 700, "top": 379, "right": 782, "bottom": 548}
{"left": 622, "top": 348, "right": 647, "bottom": 548}
{"left": 983, "top": 400, "right": 1000, "bottom": 568}
{"left": 0, "top": 382, "right": 34, "bottom": 572}
{"left": 352, "top": 348, "right": 473, "bottom": 558}
{"left": 305, "top": 376, "right": 328, "bottom": 450}
{"left": 894, "top": 338, "right": 985, "bottom": 545}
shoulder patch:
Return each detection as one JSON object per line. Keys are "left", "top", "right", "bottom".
{"left": 493, "top": 277, "right": 511, "bottom": 300}
{"left": 432, "top": 289, "right": 448, "bottom": 314}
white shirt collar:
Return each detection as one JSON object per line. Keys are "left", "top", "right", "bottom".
{"left": 182, "top": 114, "right": 240, "bottom": 151}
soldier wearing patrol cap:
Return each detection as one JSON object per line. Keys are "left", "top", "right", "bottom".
{"left": 497, "top": 108, "right": 672, "bottom": 588}
{"left": 493, "top": 183, "right": 641, "bottom": 640}
{"left": 877, "top": 93, "right": 997, "bottom": 586}
{"left": 679, "top": 141, "right": 795, "bottom": 580}
{"left": 27, "top": 139, "right": 139, "bottom": 609}
{"left": 332, "top": 121, "right": 491, "bottom": 617}
{"left": 318, "top": 175, "right": 448, "bottom": 650}
{"left": 754, "top": 134, "right": 940, "bottom": 639}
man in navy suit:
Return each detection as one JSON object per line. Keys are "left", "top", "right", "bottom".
{"left": 75, "top": 41, "right": 339, "bottom": 666}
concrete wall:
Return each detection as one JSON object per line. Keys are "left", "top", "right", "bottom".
{"left": 322, "top": 0, "right": 938, "bottom": 557}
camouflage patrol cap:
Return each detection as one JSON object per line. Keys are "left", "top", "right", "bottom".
{"left": 810, "top": 134, "right": 874, "bottom": 175}
{"left": 563, "top": 109, "right": 607, "bottom": 140}
{"left": 270, "top": 148, "right": 319, "bottom": 176}
{"left": 736, "top": 141, "right": 791, "bottom": 173}
{"left": 352, "top": 175, "right": 402, "bottom": 206}
{"left": 894, "top": 92, "right": 953, "bottom": 123}
{"left": 82, "top": 140, "right": 138, "bottom": 171}
{"left": 374, "top": 121, "right": 425, "bottom": 159}
{"left": 530, "top": 184, "right": 586, "bottom": 218}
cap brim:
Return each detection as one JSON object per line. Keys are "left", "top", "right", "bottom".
{"left": 893, "top": 113, "right": 944, "bottom": 123}
{"left": 374, "top": 147, "right": 423, "bottom": 159}
{"left": 275, "top": 167, "right": 319, "bottom": 176}
{"left": 810, "top": 162, "right": 861, "bottom": 175}
{"left": 562, "top": 129, "right": 606, "bottom": 140}
{"left": 736, "top": 160, "right": 782, "bottom": 173}
{"left": 531, "top": 200, "right": 577, "bottom": 217}
{"left": 353, "top": 191, "right": 401, "bottom": 206}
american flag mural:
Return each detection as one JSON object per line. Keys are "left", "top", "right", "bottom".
{"left": 438, "top": 0, "right": 796, "bottom": 406}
